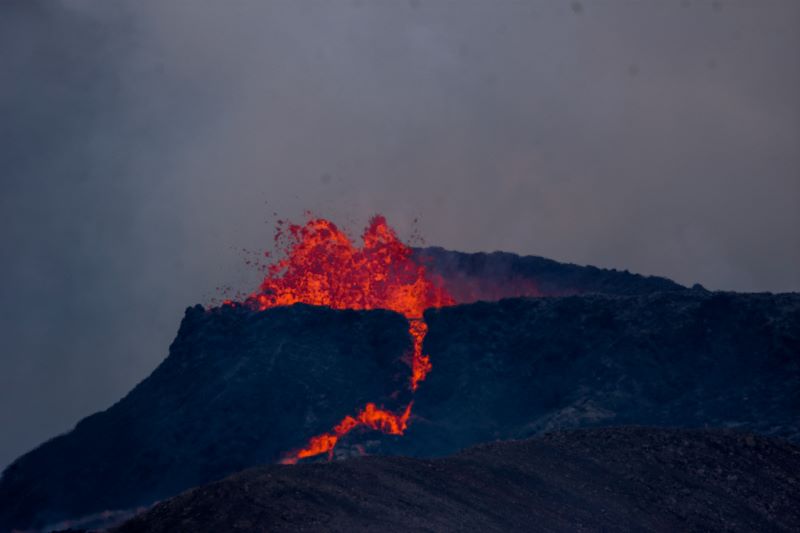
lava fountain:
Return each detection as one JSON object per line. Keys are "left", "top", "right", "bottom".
{"left": 237, "top": 215, "right": 454, "bottom": 463}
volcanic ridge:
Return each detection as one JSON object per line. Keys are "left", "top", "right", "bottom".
{"left": 1, "top": 215, "right": 798, "bottom": 532}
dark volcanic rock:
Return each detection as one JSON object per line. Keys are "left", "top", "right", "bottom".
{"left": 414, "top": 247, "right": 685, "bottom": 301}
{"left": 0, "top": 304, "right": 411, "bottom": 531}
{"left": 115, "top": 427, "right": 800, "bottom": 533}
{"left": 2, "top": 290, "right": 798, "bottom": 530}
{"left": 391, "top": 292, "right": 800, "bottom": 458}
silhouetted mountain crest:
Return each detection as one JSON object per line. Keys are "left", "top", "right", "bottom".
{"left": 414, "top": 247, "right": 685, "bottom": 302}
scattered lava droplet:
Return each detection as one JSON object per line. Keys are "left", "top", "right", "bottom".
{"left": 236, "top": 215, "right": 454, "bottom": 462}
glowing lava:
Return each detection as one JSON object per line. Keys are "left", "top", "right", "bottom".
{"left": 291, "top": 402, "right": 413, "bottom": 463}
{"left": 241, "top": 215, "right": 454, "bottom": 463}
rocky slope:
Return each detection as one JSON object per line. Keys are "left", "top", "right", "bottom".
{"left": 381, "top": 291, "right": 800, "bottom": 459}
{"left": 115, "top": 427, "right": 800, "bottom": 533}
{"left": 1, "top": 288, "right": 797, "bottom": 530}
{"left": 0, "top": 305, "right": 411, "bottom": 531}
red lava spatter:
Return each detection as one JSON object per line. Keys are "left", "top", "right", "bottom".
{"left": 229, "top": 215, "right": 454, "bottom": 463}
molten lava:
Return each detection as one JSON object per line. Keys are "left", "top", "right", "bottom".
{"left": 241, "top": 215, "right": 454, "bottom": 463}
{"left": 290, "top": 402, "right": 413, "bottom": 463}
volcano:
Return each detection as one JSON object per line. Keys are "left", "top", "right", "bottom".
{"left": 239, "top": 216, "right": 454, "bottom": 464}
{"left": 1, "top": 216, "right": 798, "bottom": 532}
{"left": 232, "top": 215, "right": 685, "bottom": 464}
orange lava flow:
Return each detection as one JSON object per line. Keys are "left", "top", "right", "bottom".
{"left": 243, "top": 215, "right": 454, "bottom": 463}
{"left": 283, "top": 402, "right": 414, "bottom": 464}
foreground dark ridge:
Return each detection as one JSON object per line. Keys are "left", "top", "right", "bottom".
{"left": 115, "top": 427, "right": 800, "bottom": 533}
{"left": 1, "top": 291, "right": 798, "bottom": 531}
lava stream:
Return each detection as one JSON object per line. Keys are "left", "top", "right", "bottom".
{"left": 281, "top": 402, "right": 413, "bottom": 464}
{"left": 239, "top": 215, "right": 454, "bottom": 463}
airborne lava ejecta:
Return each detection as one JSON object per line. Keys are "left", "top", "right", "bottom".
{"left": 240, "top": 215, "right": 454, "bottom": 463}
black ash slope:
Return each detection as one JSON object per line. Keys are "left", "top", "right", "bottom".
{"left": 1, "top": 287, "right": 798, "bottom": 530}
{"left": 0, "top": 305, "right": 412, "bottom": 531}
{"left": 116, "top": 427, "right": 800, "bottom": 533}
{"left": 385, "top": 291, "right": 800, "bottom": 458}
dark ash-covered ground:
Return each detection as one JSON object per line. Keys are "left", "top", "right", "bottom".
{"left": 2, "top": 251, "right": 798, "bottom": 530}
{"left": 0, "top": 305, "right": 412, "bottom": 531}
{"left": 383, "top": 290, "right": 800, "bottom": 459}
{"left": 2, "top": 290, "right": 798, "bottom": 531}
{"left": 115, "top": 427, "right": 800, "bottom": 533}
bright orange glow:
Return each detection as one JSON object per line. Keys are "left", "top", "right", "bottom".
{"left": 281, "top": 402, "right": 413, "bottom": 464}
{"left": 409, "top": 320, "right": 431, "bottom": 390}
{"left": 241, "top": 215, "right": 453, "bottom": 462}
{"left": 249, "top": 216, "right": 453, "bottom": 319}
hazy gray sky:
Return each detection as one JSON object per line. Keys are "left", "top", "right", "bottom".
{"left": 1, "top": 0, "right": 798, "bottom": 468}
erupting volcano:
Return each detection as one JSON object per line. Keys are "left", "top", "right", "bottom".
{"left": 232, "top": 215, "right": 454, "bottom": 463}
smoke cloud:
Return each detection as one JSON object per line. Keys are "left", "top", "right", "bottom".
{"left": 1, "top": 0, "right": 798, "bottom": 467}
